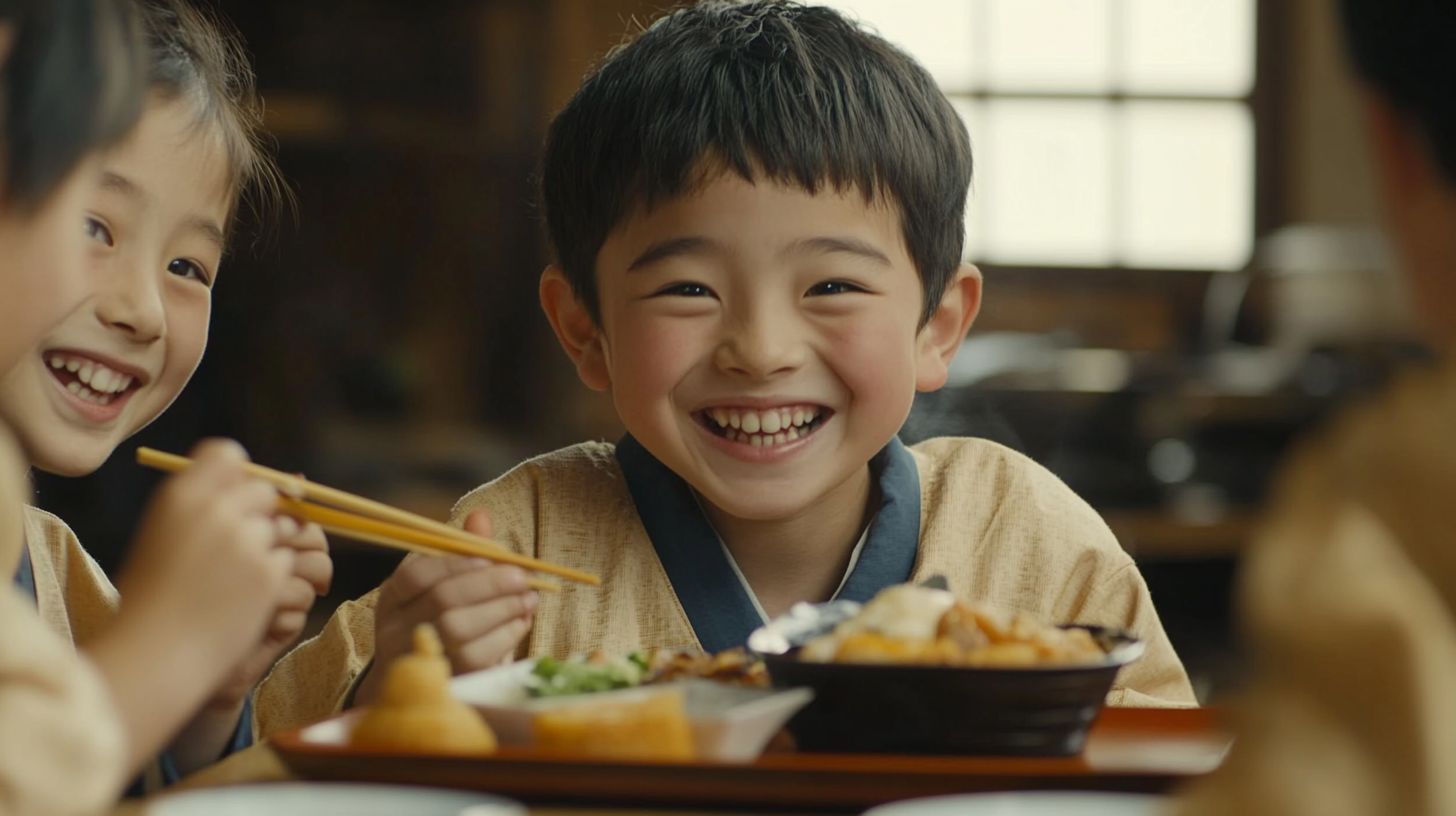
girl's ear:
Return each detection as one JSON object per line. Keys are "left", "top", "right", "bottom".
{"left": 540, "top": 265, "right": 612, "bottom": 391}
{"left": 914, "top": 263, "right": 982, "bottom": 392}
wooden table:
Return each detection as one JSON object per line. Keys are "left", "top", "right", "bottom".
{"left": 117, "top": 707, "right": 1224, "bottom": 814}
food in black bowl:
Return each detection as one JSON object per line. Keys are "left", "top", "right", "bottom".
{"left": 748, "top": 583, "right": 1145, "bottom": 756}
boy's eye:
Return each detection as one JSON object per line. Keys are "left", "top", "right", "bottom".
{"left": 806, "top": 280, "right": 865, "bottom": 296}
{"left": 167, "top": 258, "right": 211, "bottom": 287}
{"left": 654, "top": 282, "right": 713, "bottom": 298}
{"left": 83, "top": 217, "right": 113, "bottom": 247}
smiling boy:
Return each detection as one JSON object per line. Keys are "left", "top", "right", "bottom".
{"left": 258, "top": 0, "right": 1194, "bottom": 733}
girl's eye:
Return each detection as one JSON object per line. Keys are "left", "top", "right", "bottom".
{"left": 167, "top": 258, "right": 211, "bottom": 286}
{"left": 807, "top": 280, "right": 865, "bottom": 296}
{"left": 83, "top": 217, "right": 113, "bottom": 246}
{"left": 654, "top": 282, "right": 713, "bottom": 298}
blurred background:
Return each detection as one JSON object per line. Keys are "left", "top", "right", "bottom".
{"left": 34, "top": 0, "right": 1425, "bottom": 704}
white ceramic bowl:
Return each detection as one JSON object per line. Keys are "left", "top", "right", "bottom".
{"left": 864, "top": 791, "right": 1169, "bottom": 816}
{"left": 146, "top": 782, "right": 524, "bottom": 816}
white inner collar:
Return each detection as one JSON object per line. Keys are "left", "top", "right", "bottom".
{"left": 696, "top": 493, "right": 876, "bottom": 625}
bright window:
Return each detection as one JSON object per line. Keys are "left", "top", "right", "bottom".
{"left": 820, "top": 0, "right": 1258, "bottom": 272}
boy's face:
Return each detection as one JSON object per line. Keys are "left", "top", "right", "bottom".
{"left": 546, "top": 172, "right": 979, "bottom": 525}
{"left": 0, "top": 96, "right": 230, "bottom": 475}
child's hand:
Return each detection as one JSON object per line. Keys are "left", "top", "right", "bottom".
{"left": 354, "top": 510, "right": 538, "bottom": 707}
{"left": 113, "top": 439, "right": 296, "bottom": 662}
{"left": 207, "top": 518, "right": 333, "bottom": 709}
{"left": 167, "top": 519, "right": 332, "bottom": 773}
{"left": 85, "top": 438, "right": 299, "bottom": 776}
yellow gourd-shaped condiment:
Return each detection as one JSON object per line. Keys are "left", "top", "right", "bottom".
{"left": 350, "top": 624, "right": 497, "bottom": 754}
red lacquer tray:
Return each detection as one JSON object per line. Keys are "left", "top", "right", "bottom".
{"left": 272, "top": 707, "right": 1228, "bottom": 812}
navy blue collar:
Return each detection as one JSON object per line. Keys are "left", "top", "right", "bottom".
{"left": 12, "top": 534, "right": 36, "bottom": 605}
{"left": 616, "top": 434, "right": 921, "bottom": 653}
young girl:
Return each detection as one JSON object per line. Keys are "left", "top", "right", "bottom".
{"left": 1, "top": 2, "right": 143, "bottom": 811}
{"left": 1, "top": 0, "right": 314, "bottom": 810}
{"left": 0, "top": 0, "right": 333, "bottom": 790}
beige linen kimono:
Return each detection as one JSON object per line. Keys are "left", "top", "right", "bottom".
{"left": 1175, "top": 361, "right": 1456, "bottom": 816}
{"left": 258, "top": 436, "right": 1196, "bottom": 736}
{"left": 0, "top": 430, "right": 125, "bottom": 816}
{"left": 21, "top": 509, "right": 120, "bottom": 654}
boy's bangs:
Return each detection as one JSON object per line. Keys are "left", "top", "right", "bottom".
{"left": 625, "top": 149, "right": 884, "bottom": 224}
{"left": 543, "top": 1, "right": 972, "bottom": 325}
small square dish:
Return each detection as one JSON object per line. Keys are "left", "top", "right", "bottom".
{"left": 449, "top": 660, "right": 813, "bottom": 762}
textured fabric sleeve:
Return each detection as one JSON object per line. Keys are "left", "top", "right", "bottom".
{"left": 253, "top": 592, "right": 378, "bottom": 739}
{"left": 0, "top": 583, "right": 127, "bottom": 816}
{"left": 1079, "top": 563, "right": 1198, "bottom": 707}
{"left": 447, "top": 459, "right": 546, "bottom": 558}
{"left": 1175, "top": 365, "right": 1456, "bottom": 816}
{"left": 1, "top": 426, "right": 126, "bottom": 815}
{"left": 23, "top": 508, "right": 120, "bottom": 647}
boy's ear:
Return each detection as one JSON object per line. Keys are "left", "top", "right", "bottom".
{"left": 539, "top": 265, "right": 612, "bottom": 392}
{"left": 914, "top": 263, "right": 982, "bottom": 392}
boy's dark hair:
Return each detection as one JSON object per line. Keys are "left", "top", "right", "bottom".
{"left": 135, "top": 0, "right": 289, "bottom": 242}
{"left": 0, "top": 0, "right": 144, "bottom": 209}
{"left": 1339, "top": 0, "right": 1456, "bottom": 186}
{"left": 541, "top": 0, "right": 972, "bottom": 326}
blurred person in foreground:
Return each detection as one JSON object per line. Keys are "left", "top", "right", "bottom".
{"left": 1175, "top": 2, "right": 1456, "bottom": 815}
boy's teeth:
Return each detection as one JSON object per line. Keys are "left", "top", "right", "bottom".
{"left": 65, "top": 360, "right": 80, "bottom": 373}
{"left": 710, "top": 406, "right": 823, "bottom": 446}
{"left": 49, "top": 357, "right": 64, "bottom": 370}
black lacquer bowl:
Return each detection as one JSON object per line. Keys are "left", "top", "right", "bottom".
{"left": 760, "top": 626, "right": 1144, "bottom": 757}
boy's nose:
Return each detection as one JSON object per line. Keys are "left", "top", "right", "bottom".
{"left": 95, "top": 262, "right": 165, "bottom": 342}
{"left": 713, "top": 312, "right": 806, "bottom": 379}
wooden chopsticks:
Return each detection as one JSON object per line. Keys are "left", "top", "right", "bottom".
{"left": 135, "top": 447, "right": 599, "bottom": 592}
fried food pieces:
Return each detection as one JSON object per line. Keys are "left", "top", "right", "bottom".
{"left": 533, "top": 687, "right": 695, "bottom": 761}
{"left": 645, "top": 647, "right": 768, "bottom": 687}
{"left": 350, "top": 624, "right": 498, "bottom": 755}
{"left": 801, "top": 584, "right": 1106, "bottom": 667}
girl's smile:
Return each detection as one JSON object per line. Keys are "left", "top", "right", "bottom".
{"left": 41, "top": 349, "right": 150, "bottom": 423}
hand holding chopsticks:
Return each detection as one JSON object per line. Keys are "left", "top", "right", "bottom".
{"left": 136, "top": 447, "right": 599, "bottom": 593}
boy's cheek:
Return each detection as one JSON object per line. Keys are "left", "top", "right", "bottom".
{"left": 611, "top": 321, "right": 702, "bottom": 380}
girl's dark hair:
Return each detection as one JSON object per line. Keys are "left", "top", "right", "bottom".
{"left": 541, "top": 0, "right": 973, "bottom": 327}
{"left": 135, "top": 0, "right": 288, "bottom": 242}
{"left": 0, "top": 0, "right": 145, "bottom": 208}
{"left": 1340, "top": 0, "right": 1456, "bottom": 185}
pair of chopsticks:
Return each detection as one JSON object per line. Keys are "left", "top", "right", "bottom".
{"left": 136, "top": 447, "right": 599, "bottom": 594}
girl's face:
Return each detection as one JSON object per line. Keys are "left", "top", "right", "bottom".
{"left": 0, "top": 157, "right": 103, "bottom": 375}
{"left": 0, "top": 95, "right": 232, "bottom": 475}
